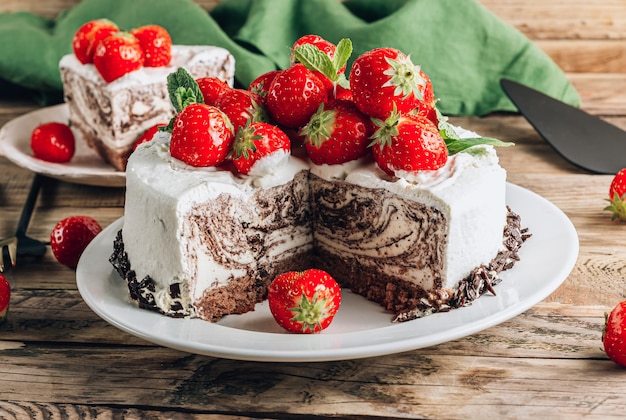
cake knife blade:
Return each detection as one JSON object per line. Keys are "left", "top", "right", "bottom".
{"left": 500, "top": 78, "right": 626, "bottom": 174}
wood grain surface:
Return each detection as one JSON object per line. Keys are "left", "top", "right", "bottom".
{"left": 1, "top": 1, "right": 625, "bottom": 419}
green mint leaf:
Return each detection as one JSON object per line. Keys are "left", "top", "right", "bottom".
{"left": 445, "top": 137, "right": 515, "bottom": 155}
{"left": 294, "top": 44, "right": 338, "bottom": 82}
{"left": 332, "top": 38, "right": 352, "bottom": 74}
{"left": 167, "top": 67, "right": 204, "bottom": 113}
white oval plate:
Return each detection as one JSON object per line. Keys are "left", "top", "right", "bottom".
{"left": 0, "top": 104, "right": 125, "bottom": 187}
{"left": 76, "top": 183, "right": 578, "bottom": 362}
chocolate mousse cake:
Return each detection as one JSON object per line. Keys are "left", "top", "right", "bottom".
{"left": 59, "top": 45, "right": 235, "bottom": 171}
{"left": 110, "top": 129, "right": 529, "bottom": 323}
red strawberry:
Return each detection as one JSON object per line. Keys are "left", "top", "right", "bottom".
{"left": 93, "top": 32, "right": 144, "bottom": 83}
{"left": 170, "top": 103, "right": 234, "bottom": 167}
{"left": 268, "top": 268, "right": 341, "bottom": 334}
{"left": 266, "top": 64, "right": 328, "bottom": 128}
{"left": 0, "top": 274, "right": 9, "bottom": 324}
{"left": 197, "top": 77, "right": 231, "bottom": 106}
{"left": 215, "top": 88, "right": 269, "bottom": 133}
{"left": 248, "top": 70, "right": 280, "bottom": 105}
{"left": 30, "top": 122, "right": 75, "bottom": 163}
{"left": 370, "top": 111, "right": 448, "bottom": 176}
{"left": 301, "top": 99, "right": 372, "bottom": 165}
{"left": 413, "top": 70, "right": 439, "bottom": 126}
{"left": 72, "top": 19, "right": 119, "bottom": 64}
{"left": 132, "top": 123, "right": 167, "bottom": 151}
{"left": 130, "top": 24, "right": 172, "bottom": 67}
{"left": 603, "top": 300, "right": 626, "bottom": 366}
{"left": 50, "top": 216, "right": 103, "bottom": 268}
{"left": 350, "top": 47, "right": 429, "bottom": 120}
{"left": 231, "top": 122, "right": 291, "bottom": 175}
{"left": 605, "top": 168, "right": 626, "bottom": 221}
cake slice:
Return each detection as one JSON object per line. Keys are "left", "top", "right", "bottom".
{"left": 59, "top": 45, "right": 235, "bottom": 171}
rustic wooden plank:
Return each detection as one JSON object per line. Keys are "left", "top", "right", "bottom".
{"left": 537, "top": 40, "right": 626, "bottom": 73}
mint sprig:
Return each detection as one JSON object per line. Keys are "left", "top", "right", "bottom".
{"left": 437, "top": 108, "right": 514, "bottom": 154}
{"left": 293, "top": 38, "right": 352, "bottom": 89}
{"left": 167, "top": 67, "right": 204, "bottom": 114}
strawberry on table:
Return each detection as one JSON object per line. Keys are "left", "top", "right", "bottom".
{"left": 604, "top": 168, "right": 626, "bottom": 221}
{"left": 93, "top": 32, "right": 144, "bottom": 83}
{"left": 301, "top": 99, "right": 372, "bottom": 165}
{"left": 50, "top": 216, "right": 103, "bottom": 268}
{"left": 268, "top": 268, "right": 341, "bottom": 334}
{"left": 72, "top": 19, "right": 119, "bottom": 64}
{"left": 603, "top": 300, "right": 626, "bottom": 366}
{"left": 350, "top": 47, "right": 429, "bottom": 120}
{"left": 197, "top": 77, "right": 231, "bottom": 106}
{"left": 370, "top": 111, "right": 448, "bottom": 176}
{"left": 30, "top": 122, "right": 75, "bottom": 163}
{"left": 215, "top": 88, "right": 269, "bottom": 133}
{"left": 130, "top": 24, "right": 172, "bottom": 67}
{"left": 266, "top": 64, "right": 328, "bottom": 128}
{"left": 0, "top": 273, "right": 9, "bottom": 325}
{"left": 230, "top": 122, "right": 291, "bottom": 175}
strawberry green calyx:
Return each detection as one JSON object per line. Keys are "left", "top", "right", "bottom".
{"left": 231, "top": 124, "right": 262, "bottom": 160}
{"left": 300, "top": 104, "right": 335, "bottom": 148}
{"left": 293, "top": 38, "right": 352, "bottom": 89}
{"left": 604, "top": 192, "right": 626, "bottom": 221}
{"left": 382, "top": 54, "right": 426, "bottom": 101}
{"left": 290, "top": 290, "right": 336, "bottom": 333}
{"left": 368, "top": 106, "right": 402, "bottom": 150}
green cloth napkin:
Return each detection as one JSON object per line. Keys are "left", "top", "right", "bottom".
{"left": 0, "top": 0, "right": 580, "bottom": 115}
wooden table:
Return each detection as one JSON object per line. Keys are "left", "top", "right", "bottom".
{"left": 1, "top": 1, "right": 626, "bottom": 418}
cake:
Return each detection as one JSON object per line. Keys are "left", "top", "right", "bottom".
{"left": 59, "top": 45, "right": 235, "bottom": 171}
{"left": 110, "top": 129, "right": 528, "bottom": 323}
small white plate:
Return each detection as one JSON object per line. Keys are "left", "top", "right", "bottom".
{"left": 0, "top": 104, "right": 125, "bottom": 187}
{"left": 76, "top": 183, "right": 578, "bottom": 362}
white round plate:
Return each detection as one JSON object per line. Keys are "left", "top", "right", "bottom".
{"left": 76, "top": 183, "right": 578, "bottom": 362}
{"left": 0, "top": 104, "right": 125, "bottom": 187}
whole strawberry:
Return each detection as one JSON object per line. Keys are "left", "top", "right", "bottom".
{"left": 268, "top": 269, "right": 341, "bottom": 334}
{"left": 197, "top": 77, "right": 231, "bottom": 106}
{"left": 370, "top": 111, "right": 448, "bottom": 176}
{"left": 51, "top": 216, "right": 103, "bottom": 268}
{"left": 130, "top": 24, "right": 172, "bottom": 67}
{"left": 350, "top": 47, "right": 429, "bottom": 120}
{"left": 0, "top": 274, "right": 9, "bottom": 325}
{"left": 301, "top": 99, "right": 372, "bottom": 165}
{"left": 216, "top": 88, "right": 269, "bottom": 133}
{"left": 603, "top": 300, "right": 626, "bottom": 366}
{"left": 93, "top": 32, "right": 144, "bottom": 83}
{"left": 231, "top": 122, "right": 291, "bottom": 175}
{"left": 266, "top": 64, "right": 328, "bottom": 128}
{"left": 170, "top": 104, "right": 234, "bottom": 167}
{"left": 604, "top": 168, "right": 626, "bottom": 221}
{"left": 72, "top": 19, "right": 119, "bottom": 64}
{"left": 31, "top": 122, "right": 75, "bottom": 163}
{"left": 248, "top": 70, "right": 280, "bottom": 106}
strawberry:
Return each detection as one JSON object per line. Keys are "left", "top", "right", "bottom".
{"left": 266, "top": 64, "right": 328, "bottom": 128}
{"left": 133, "top": 123, "right": 167, "bottom": 151}
{"left": 370, "top": 111, "right": 448, "bottom": 176}
{"left": 604, "top": 168, "right": 626, "bottom": 222}
{"left": 170, "top": 103, "right": 234, "bottom": 167}
{"left": 50, "top": 216, "right": 103, "bottom": 268}
{"left": 93, "top": 32, "right": 144, "bottom": 83}
{"left": 248, "top": 70, "right": 280, "bottom": 106}
{"left": 215, "top": 88, "right": 269, "bottom": 133}
{"left": 197, "top": 77, "right": 231, "bottom": 106}
{"left": 350, "top": 47, "right": 429, "bottom": 120}
{"left": 130, "top": 24, "right": 172, "bottom": 67}
{"left": 30, "top": 122, "right": 75, "bottom": 163}
{"left": 301, "top": 99, "right": 373, "bottom": 165}
{"left": 268, "top": 268, "right": 341, "bottom": 334}
{"left": 0, "top": 274, "right": 9, "bottom": 325}
{"left": 230, "top": 122, "right": 291, "bottom": 175}
{"left": 413, "top": 70, "right": 439, "bottom": 126}
{"left": 603, "top": 300, "right": 626, "bottom": 366}
{"left": 72, "top": 19, "right": 119, "bottom": 64}
{"left": 290, "top": 35, "right": 347, "bottom": 96}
